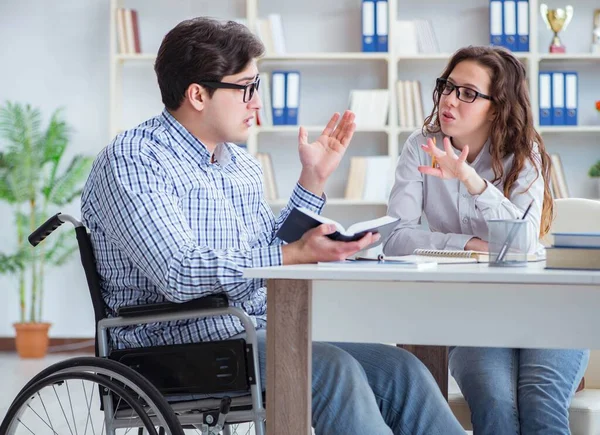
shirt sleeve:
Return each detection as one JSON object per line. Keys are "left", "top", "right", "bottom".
{"left": 383, "top": 134, "right": 474, "bottom": 256}
{"left": 91, "top": 148, "right": 283, "bottom": 303}
{"left": 473, "top": 154, "right": 545, "bottom": 253}
{"left": 274, "top": 182, "right": 326, "bottom": 235}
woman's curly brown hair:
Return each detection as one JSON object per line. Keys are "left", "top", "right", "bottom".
{"left": 422, "top": 45, "right": 553, "bottom": 236}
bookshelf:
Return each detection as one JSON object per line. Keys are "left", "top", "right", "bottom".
{"left": 109, "top": 0, "right": 600, "bottom": 216}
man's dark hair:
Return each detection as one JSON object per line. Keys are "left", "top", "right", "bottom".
{"left": 154, "top": 17, "right": 265, "bottom": 110}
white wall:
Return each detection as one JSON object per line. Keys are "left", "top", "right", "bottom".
{"left": 0, "top": 0, "right": 599, "bottom": 337}
{"left": 0, "top": 0, "right": 112, "bottom": 337}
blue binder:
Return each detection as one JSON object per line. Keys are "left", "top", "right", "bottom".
{"left": 271, "top": 71, "right": 287, "bottom": 125}
{"left": 362, "top": 0, "right": 376, "bottom": 52}
{"left": 551, "top": 72, "right": 565, "bottom": 126}
{"left": 375, "top": 0, "right": 388, "bottom": 52}
{"left": 516, "top": 0, "right": 529, "bottom": 51}
{"left": 285, "top": 71, "right": 300, "bottom": 125}
{"left": 564, "top": 71, "right": 578, "bottom": 126}
{"left": 503, "top": 0, "right": 517, "bottom": 51}
{"left": 490, "top": 0, "right": 503, "bottom": 46}
{"left": 538, "top": 72, "right": 552, "bottom": 126}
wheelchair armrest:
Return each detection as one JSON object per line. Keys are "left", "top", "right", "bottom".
{"left": 117, "top": 294, "right": 229, "bottom": 318}
{"left": 97, "top": 303, "right": 258, "bottom": 361}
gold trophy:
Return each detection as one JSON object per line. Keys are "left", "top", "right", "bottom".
{"left": 540, "top": 4, "right": 574, "bottom": 53}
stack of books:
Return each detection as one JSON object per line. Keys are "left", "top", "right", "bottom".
{"left": 115, "top": 8, "right": 141, "bottom": 54}
{"left": 550, "top": 154, "right": 569, "bottom": 199}
{"left": 344, "top": 156, "right": 393, "bottom": 202}
{"left": 255, "top": 14, "right": 286, "bottom": 56}
{"left": 394, "top": 20, "right": 439, "bottom": 55}
{"left": 348, "top": 89, "right": 389, "bottom": 127}
{"left": 546, "top": 232, "right": 600, "bottom": 270}
{"left": 396, "top": 80, "right": 425, "bottom": 129}
{"left": 256, "top": 153, "right": 278, "bottom": 201}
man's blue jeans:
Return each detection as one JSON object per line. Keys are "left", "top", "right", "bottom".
{"left": 449, "top": 347, "right": 589, "bottom": 435}
{"left": 252, "top": 329, "right": 465, "bottom": 435}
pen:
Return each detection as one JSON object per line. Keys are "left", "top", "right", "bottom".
{"left": 431, "top": 137, "right": 437, "bottom": 168}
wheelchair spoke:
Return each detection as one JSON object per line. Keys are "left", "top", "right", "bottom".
{"left": 25, "top": 403, "right": 60, "bottom": 435}
{"left": 15, "top": 419, "right": 35, "bottom": 435}
{"left": 122, "top": 401, "right": 138, "bottom": 435}
{"left": 4, "top": 364, "right": 182, "bottom": 435}
{"left": 66, "top": 380, "right": 79, "bottom": 435}
{"left": 37, "top": 391, "right": 57, "bottom": 434}
{"left": 82, "top": 379, "right": 98, "bottom": 435}
{"left": 53, "top": 384, "right": 74, "bottom": 435}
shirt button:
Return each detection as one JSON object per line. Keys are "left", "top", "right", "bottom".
{"left": 462, "top": 193, "right": 469, "bottom": 198}
{"left": 462, "top": 217, "right": 468, "bottom": 224}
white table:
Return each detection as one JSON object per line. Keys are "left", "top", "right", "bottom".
{"left": 243, "top": 262, "right": 600, "bottom": 435}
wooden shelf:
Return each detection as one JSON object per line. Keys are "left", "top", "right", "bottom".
{"left": 260, "top": 52, "right": 389, "bottom": 61}
{"left": 255, "top": 125, "right": 391, "bottom": 133}
{"left": 538, "top": 53, "right": 600, "bottom": 61}
{"left": 115, "top": 54, "right": 156, "bottom": 61}
{"left": 397, "top": 53, "right": 531, "bottom": 61}
{"left": 538, "top": 126, "right": 600, "bottom": 134}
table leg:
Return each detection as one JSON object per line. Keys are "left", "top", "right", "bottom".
{"left": 398, "top": 345, "right": 448, "bottom": 400}
{"left": 266, "top": 279, "right": 312, "bottom": 435}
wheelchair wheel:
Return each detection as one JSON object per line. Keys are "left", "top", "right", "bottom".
{"left": 1, "top": 356, "right": 184, "bottom": 435}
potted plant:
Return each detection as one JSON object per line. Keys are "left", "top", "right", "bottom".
{"left": 0, "top": 101, "right": 93, "bottom": 358}
{"left": 589, "top": 160, "right": 600, "bottom": 197}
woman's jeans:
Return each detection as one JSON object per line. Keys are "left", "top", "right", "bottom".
{"left": 449, "top": 346, "right": 589, "bottom": 435}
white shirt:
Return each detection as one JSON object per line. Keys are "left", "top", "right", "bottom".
{"left": 383, "top": 129, "right": 546, "bottom": 256}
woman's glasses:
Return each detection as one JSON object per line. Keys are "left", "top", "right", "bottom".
{"left": 436, "top": 78, "right": 492, "bottom": 103}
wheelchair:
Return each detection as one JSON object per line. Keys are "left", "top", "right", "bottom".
{"left": 1, "top": 213, "right": 266, "bottom": 435}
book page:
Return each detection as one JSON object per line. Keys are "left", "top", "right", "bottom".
{"left": 346, "top": 215, "right": 398, "bottom": 235}
{"left": 297, "top": 207, "right": 345, "bottom": 234}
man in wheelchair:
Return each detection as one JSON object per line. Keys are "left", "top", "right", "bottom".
{"left": 79, "top": 17, "right": 465, "bottom": 435}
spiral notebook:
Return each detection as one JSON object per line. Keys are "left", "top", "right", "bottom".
{"left": 353, "top": 250, "right": 485, "bottom": 264}
{"left": 413, "top": 249, "right": 489, "bottom": 262}
{"left": 354, "top": 251, "right": 480, "bottom": 264}
{"left": 411, "top": 249, "right": 539, "bottom": 263}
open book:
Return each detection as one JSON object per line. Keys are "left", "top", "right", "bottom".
{"left": 276, "top": 207, "right": 399, "bottom": 248}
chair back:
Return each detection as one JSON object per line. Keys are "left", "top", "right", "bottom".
{"left": 74, "top": 226, "right": 110, "bottom": 356}
{"left": 542, "top": 198, "right": 600, "bottom": 246}
{"left": 546, "top": 198, "right": 600, "bottom": 389}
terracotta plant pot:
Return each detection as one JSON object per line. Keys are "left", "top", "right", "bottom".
{"left": 13, "top": 322, "right": 52, "bottom": 358}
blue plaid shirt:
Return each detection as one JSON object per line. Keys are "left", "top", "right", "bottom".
{"left": 81, "top": 109, "right": 325, "bottom": 349}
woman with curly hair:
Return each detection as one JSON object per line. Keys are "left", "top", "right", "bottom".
{"left": 384, "top": 45, "right": 589, "bottom": 434}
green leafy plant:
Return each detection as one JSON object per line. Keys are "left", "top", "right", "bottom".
{"left": 589, "top": 160, "right": 600, "bottom": 178}
{"left": 0, "top": 101, "right": 94, "bottom": 323}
